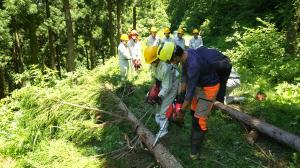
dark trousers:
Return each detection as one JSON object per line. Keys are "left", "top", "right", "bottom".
{"left": 215, "top": 58, "right": 232, "bottom": 103}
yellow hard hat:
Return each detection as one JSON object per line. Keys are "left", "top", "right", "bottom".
{"left": 164, "top": 27, "right": 171, "bottom": 34}
{"left": 150, "top": 26, "right": 157, "bottom": 32}
{"left": 120, "top": 34, "right": 129, "bottom": 41}
{"left": 178, "top": 28, "right": 184, "bottom": 34}
{"left": 192, "top": 29, "right": 199, "bottom": 34}
{"left": 144, "top": 46, "right": 158, "bottom": 64}
{"left": 157, "top": 42, "right": 175, "bottom": 62}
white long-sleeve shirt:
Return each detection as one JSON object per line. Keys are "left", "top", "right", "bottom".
{"left": 128, "top": 39, "right": 142, "bottom": 60}
{"left": 189, "top": 36, "right": 203, "bottom": 49}
{"left": 161, "top": 37, "right": 175, "bottom": 44}
{"left": 174, "top": 36, "right": 185, "bottom": 49}
{"left": 146, "top": 35, "right": 161, "bottom": 46}
{"left": 118, "top": 42, "right": 131, "bottom": 60}
{"left": 150, "top": 61, "right": 178, "bottom": 98}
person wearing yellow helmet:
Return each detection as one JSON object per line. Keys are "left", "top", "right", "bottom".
{"left": 128, "top": 29, "right": 142, "bottom": 70}
{"left": 146, "top": 26, "right": 161, "bottom": 46}
{"left": 161, "top": 27, "right": 175, "bottom": 44}
{"left": 144, "top": 42, "right": 180, "bottom": 139}
{"left": 118, "top": 34, "right": 131, "bottom": 80}
{"left": 174, "top": 27, "right": 186, "bottom": 49}
{"left": 189, "top": 28, "right": 203, "bottom": 49}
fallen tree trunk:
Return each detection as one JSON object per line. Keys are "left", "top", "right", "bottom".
{"left": 111, "top": 93, "right": 183, "bottom": 168}
{"left": 214, "top": 102, "right": 300, "bottom": 151}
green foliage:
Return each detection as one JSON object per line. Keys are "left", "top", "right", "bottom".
{"left": 13, "top": 65, "right": 59, "bottom": 87}
{"left": 226, "top": 18, "right": 299, "bottom": 83}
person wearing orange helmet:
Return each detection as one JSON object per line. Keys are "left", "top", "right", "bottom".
{"left": 146, "top": 26, "right": 161, "bottom": 46}
{"left": 161, "top": 27, "right": 175, "bottom": 43}
{"left": 118, "top": 34, "right": 131, "bottom": 80}
{"left": 189, "top": 28, "right": 203, "bottom": 49}
{"left": 174, "top": 27, "right": 186, "bottom": 49}
{"left": 128, "top": 29, "right": 142, "bottom": 70}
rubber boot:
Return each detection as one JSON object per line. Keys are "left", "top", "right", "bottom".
{"left": 190, "top": 116, "right": 206, "bottom": 160}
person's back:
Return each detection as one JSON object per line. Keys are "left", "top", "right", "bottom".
{"left": 182, "top": 49, "right": 219, "bottom": 101}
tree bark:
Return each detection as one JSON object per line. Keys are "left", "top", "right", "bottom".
{"left": 111, "top": 93, "right": 184, "bottom": 168}
{"left": 89, "top": 38, "right": 96, "bottom": 69}
{"left": 116, "top": 1, "right": 122, "bottom": 39}
{"left": 107, "top": 0, "right": 116, "bottom": 57}
{"left": 46, "top": 0, "right": 56, "bottom": 69}
{"left": 12, "top": 28, "right": 24, "bottom": 73}
{"left": 214, "top": 102, "right": 300, "bottom": 151}
{"left": 133, "top": 5, "right": 137, "bottom": 30}
{"left": 63, "top": 0, "right": 75, "bottom": 72}
{"left": 28, "top": 15, "right": 39, "bottom": 65}
{"left": 0, "top": 67, "right": 5, "bottom": 99}
{"left": 85, "top": 46, "right": 90, "bottom": 69}
{"left": 286, "top": 0, "right": 300, "bottom": 56}
{"left": 54, "top": 34, "right": 62, "bottom": 77}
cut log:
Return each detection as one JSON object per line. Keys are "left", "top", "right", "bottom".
{"left": 214, "top": 102, "right": 300, "bottom": 151}
{"left": 111, "top": 93, "right": 183, "bottom": 168}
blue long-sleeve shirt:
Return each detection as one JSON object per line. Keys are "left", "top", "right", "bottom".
{"left": 195, "top": 46, "right": 227, "bottom": 65}
{"left": 182, "top": 48, "right": 219, "bottom": 101}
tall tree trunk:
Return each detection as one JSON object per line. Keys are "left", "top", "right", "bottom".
{"left": 13, "top": 28, "right": 24, "bottom": 73}
{"left": 46, "top": 0, "right": 56, "bottom": 69}
{"left": 116, "top": 1, "right": 122, "bottom": 39}
{"left": 89, "top": 38, "right": 96, "bottom": 69}
{"left": 12, "top": 17, "right": 24, "bottom": 73}
{"left": 107, "top": 0, "right": 116, "bottom": 57}
{"left": 286, "top": 0, "right": 300, "bottom": 56}
{"left": 28, "top": 15, "right": 39, "bottom": 65}
{"left": 63, "top": 0, "right": 75, "bottom": 72}
{"left": 54, "top": 34, "right": 62, "bottom": 77}
{"left": 85, "top": 46, "right": 90, "bottom": 69}
{"left": 133, "top": 5, "right": 136, "bottom": 30}
{"left": 0, "top": 67, "right": 5, "bottom": 99}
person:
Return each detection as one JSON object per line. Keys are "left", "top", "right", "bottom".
{"left": 118, "top": 34, "right": 131, "bottom": 80}
{"left": 195, "top": 46, "right": 232, "bottom": 103}
{"left": 128, "top": 29, "right": 142, "bottom": 71}
{"left": 174, "top": 27, "right": 186, "bottom": 49}
{"left": 160, "top": 44, "right": 220, "bottom": 159}
{"left": 225, "top": 68, "right": 245, "bottom": 104}
{"left": 144, "top": 42, "right": 179, "bottom": 139}
{"left": 161, "top": 27, "right": 175, "bottom": 43}
{"left": 146, "top": 26, "right": 161, "bottom": 46}
{"left": 189, "top": 29, "right": 203, "bottom": 49}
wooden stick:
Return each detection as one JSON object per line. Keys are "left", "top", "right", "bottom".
{"left": 214, "top": 101, "right": 300, "bottom": 151}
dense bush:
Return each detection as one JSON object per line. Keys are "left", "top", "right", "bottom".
{"left": 226, "top": 18, "right": 300, "bottom": 83}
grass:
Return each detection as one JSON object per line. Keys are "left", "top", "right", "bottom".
{"left": 0, "top": 49, "right": 299, "bottom": 167}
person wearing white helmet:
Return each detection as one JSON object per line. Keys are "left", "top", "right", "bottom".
{"left": 118, "top": 34, "right": 131, "bottom": 80}
{"left": 189, "top": 29, "right": 203, "bottom": 49}
{"left": 174, "top": 27, "right": 186, "bottom": 49}
{"left": 146, "top": 26, "right": 161, "bottom": 46}
{"left": 144, "top": 42, "right": 179, "bottom": 139}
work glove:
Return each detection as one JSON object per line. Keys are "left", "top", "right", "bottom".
{"left": 173, "top": 108, "right": 185, "bottom": 127}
